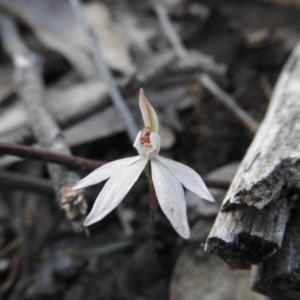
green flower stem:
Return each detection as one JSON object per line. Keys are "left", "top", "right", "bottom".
{"left": 145, "top": 161, "right": 157, "bottom": 231}
{"left": 60, "top": 239, "right": 133, "bottom": 257}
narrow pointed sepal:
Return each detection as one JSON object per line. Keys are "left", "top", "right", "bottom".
{"left": 139, "top": 88, "right": 159, "bottom": 132}
{"left": 72, "top": 156, "right": 141, "bottom": 190}
{"left": 84, "top": 158, "right": 148, "bottom": 226}
{"left": 151, "top": 158, "right": 190, "bottom": 239}
{"left": 155, "top": 156, "right": 215, "bottom": 202}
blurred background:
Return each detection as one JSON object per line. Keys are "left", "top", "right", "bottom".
{"left": 0, "top": 0, "right": 299, "bottom": 299}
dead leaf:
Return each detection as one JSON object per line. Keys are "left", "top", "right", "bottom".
{"left": 64, "top": 106, "right": 124, "bottom": 146}
{"left": 0, "top": 0, "right": 135, "bottom": 78}
{"left": 46, "top": 80, "right": 109, "bottom": 125}
{"left": 84, "top": 2, "right": 136, "bottom": 76}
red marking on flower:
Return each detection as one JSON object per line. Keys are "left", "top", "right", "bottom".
{"left": 140, "top": 127, "right": 152, "bottom": 147}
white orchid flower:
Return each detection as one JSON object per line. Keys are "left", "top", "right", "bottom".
{"left": 72, "top": 89, "right": 214, "bottom": 238}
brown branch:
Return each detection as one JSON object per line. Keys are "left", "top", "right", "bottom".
{"left": 0, "top": 142, "right": 230, "bottom": 190}
{"left": 0, "top": 142, "right": 104, "bottom": 172}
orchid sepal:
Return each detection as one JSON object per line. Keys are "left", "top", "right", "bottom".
{"left": 139, "top": 88, "right": 159, "bottom": 133}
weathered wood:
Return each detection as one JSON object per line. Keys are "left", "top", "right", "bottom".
{"left": 205, "top": 42, "right": 300, "bottom": 268}
{"left": 0, "top": 13, "right": 87, "bottom": 232}
{"left": 221, "top": 52, "right": 300, "bottom": 211}
{"left": 206, "top": 196, "right": 290, "bottom": 269}
{"left": 252, "top": 202, "right": 300, "bottom": 300}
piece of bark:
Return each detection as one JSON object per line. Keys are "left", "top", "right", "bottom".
{"left": 206, "top": 196, "right": 290, "bottom": 269}
{"left": 251, "top": 201, "right": 300, "bottom": 300}
{"left": 230, "top": 61, "right": 300, "bottom": 209}
{"left": 0, "top": 13, "right": 87, "bottom": 232}
{"left": 205, "top": 41, "right": 300, "bottom": 268}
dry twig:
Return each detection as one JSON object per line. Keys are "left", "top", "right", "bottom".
{"left": 0, "top": 142, "right": 104, "bottom": 172}
{"left": 0, "top": 13, "right": 87, "bottom": 232}
{"left": 69, "top": 0, "right": 138, "bottom": 142}
{"left": 0, "top": 142, "right": 230, "bottom": 190}
{"left": 199, "top": 74, "right": 259, "bottom": 133}
{"left": 150, "top": 0, "right": 259, "bottom": 133}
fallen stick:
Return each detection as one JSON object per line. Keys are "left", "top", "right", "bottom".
{"left": 205, "top": 41, "right": 300, "bottom": 274}
{"left": 0, "top": 142, "right": 230, "bottom": 190}
{"left": 0, "top": 142, "right": 104, "bottom": 172}
{"left": 69, "top": 0, "right": 138, "bottom": 142}
{"left": 0, "top": 13, "right": 87, "bottom": 232}
{"left": 199, "top": 73, "right": 259, "bottom": 133}
{"left": 149, "top": 0, "right": 258, "bottom": 133}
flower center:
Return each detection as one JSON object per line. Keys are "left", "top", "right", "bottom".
{"left": 140, "top": 127, "right": 152, "bottom": 148}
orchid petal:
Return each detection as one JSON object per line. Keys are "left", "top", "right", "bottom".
{"left": 151, "top": 158, "right": 190, "bottom": 239}
{"left": 156, "top": 156, "right": 214, "bottom": 202}
{"left": 133, "top": 131, "right": 142, "bottom": 149}
{"left": 72, "top": 156, "right": 141, "bottom": 190}
{"left": 139, "top": 88, "right": 159, "bottom": 132}
{"left": 149, "top": 132, "right": 161, "bottom": 156}
{"left": 84, "top": 157, "right": 148, "bottom": 226}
